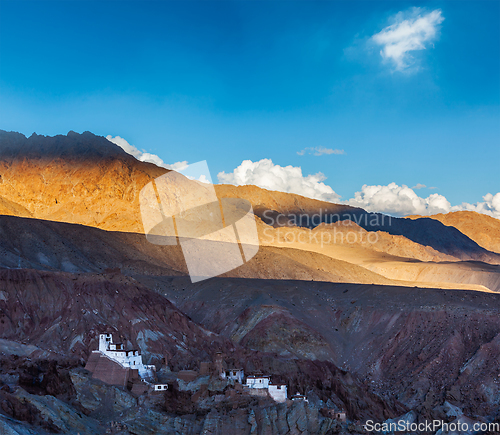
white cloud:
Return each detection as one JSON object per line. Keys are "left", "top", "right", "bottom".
{"left": 106, "top": 138, "right": 498, "bottom": 221}
{"left": 347, "top": 182, "right": 451, "bottom": 216}
{"left": 218, "top": 159, "right": 500, "bottom": 219}
{"left": 106, "top": 135, "right": 142, "bottom": 159}
{"left": 163, "top": 160, "right": 189, "bottom": 171}
{"left": 347, "top": 183, "right": 500, "bottom": 219}
{"left": 297, "top": 147, "right": 345, "bottom": 156}
{"left": 372, "top": 8, "right": 444, "bottom": 70}
{"left": 452, "top": 193, "right": 500, "bottom": 219}
{"left": 217, "top": 159, "right": 341, "bottom": 203}
{"left": 106, "top": 135, "right": 187, "bottom": 171}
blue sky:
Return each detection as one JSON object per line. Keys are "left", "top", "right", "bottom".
{"left": 0, "top": 1, "right": 499, "bottom": 216}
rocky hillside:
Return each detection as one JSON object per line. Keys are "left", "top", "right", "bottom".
{"left": 143, "top": 275, "right": 500, "bottom": 420}
{"left": 0, "top": 268, "right": 232, "bottom": 369}
{"left": 0, "top": 269, "right": 406, "bottom": 434}
{"left": 2, "top": 271, "right": 499, "bottom": 433}
{"left": 1, "top": 130, "right": 500, "bottom": 433}
{"left": 217, "top": 184, "right": 500, "bottom": 264}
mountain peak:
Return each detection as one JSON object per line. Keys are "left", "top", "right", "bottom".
{"left": 0, "top": 129, "right": 130, "bottom": 161}
{"left": 0, "top": 129, "right": 167, "bottom": 232}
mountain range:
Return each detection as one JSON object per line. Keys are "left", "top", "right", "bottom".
{"left": 0, "top": 130, "right": 499, "bottom": 434}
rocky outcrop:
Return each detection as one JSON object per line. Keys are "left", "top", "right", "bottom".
{"left": 85, "top": 353, "right": 131, "bottom": 388}
{"left": 0, "top": 355, "right": 395, "bottom": 435}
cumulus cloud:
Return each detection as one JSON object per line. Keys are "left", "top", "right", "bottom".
{"left": 452, "top": 193, "right": 500, "bottom": 219}
{"left": 106, "top": 135, "right": 187, "bottom": 171}
{"left": 347, "top": 183, "right": 500, "bottom": 219}
{"left": 297, "top": 147, "right": 345, "bottom": 156}
{"left": 371, "top": 8, "right": 444, "bottom": 70}
{"left": 218, "top": 159, "right": 500, "bottom": 219}
{"left": 163, "top": 160, "right": 189, "bottom": 171}
{"left": 106, "top": 135, "right": 142, "bottom": 159}
{"left": 347, "top": 183, "right": 451, "bottom": 216}
{"left": 106, "top": 138, "right": 498, "bottom": 220}
{"left": 217, "top": 159, "right": 341, "bottom": 203}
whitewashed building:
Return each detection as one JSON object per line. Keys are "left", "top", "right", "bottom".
{"left": 222, "top": 368, "right": 244, "bottom": 383}
{"left": 291, "top": 394, "right": 308, "bottom": 402}
{"left": 94, "top": 333, "right": 166, "bottom": 391}
{"left": 268, "top": 384, "right": 287, "bottom": 403}
{"left": 246, "top": 375, "right": 270, "bottom": 389}
{"left": 245, "top": 375, "right": 287, "bottom": 402}
{"left": 98, "top": 333, "right": 156, "bottom": 379}
{"left": 153, "top": 384, "right": 169, "bottom": 391}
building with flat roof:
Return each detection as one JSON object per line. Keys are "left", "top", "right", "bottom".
{"left": 245, "top": 374, "right": 287, "bottom": 402}
{"left": 86, "top": 333, "right": 166, "bottom": 393}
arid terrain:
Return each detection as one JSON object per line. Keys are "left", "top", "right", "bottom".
{"left": 0, "top": 131, "right": 499, "bottom": 434}
{"left": 407, "top": 211, "right": 500, "bottom": 255}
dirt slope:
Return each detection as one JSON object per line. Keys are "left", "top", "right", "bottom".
{"left": 218, "top": 184, "right": 500, "bottom": 263}
{"left": 257, "top": 221, "right": 499, "bottom": 291}
{"left": 1, "top": 213, "right": 496, "bottom": 291}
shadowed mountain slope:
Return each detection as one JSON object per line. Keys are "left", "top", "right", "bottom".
{"left": 1, "top": 213, "right": 499, "bottom": 291}
{"left": 408, "top": 210, "right": 500, "bottom": 255}
{"left": 0, "top": 129, "right": 498, "bottom": 265}
{"left": 0, "top": 214, "right": 392, "bottom": 284}
{"left": 0, "top": 268, "right": 230, "bottom": 370}
{"left": 217, "top": 185, "right": 500, "bottom": 264}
